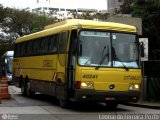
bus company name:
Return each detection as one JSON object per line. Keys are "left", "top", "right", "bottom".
{"left": 43, "top": 60, "right": 53, "bottom": 67}
{"left": 83, "top": 74, "right": 98, "bottom": 79}
{"left": 124, "top": 75, "right": 140, "bottom": 80}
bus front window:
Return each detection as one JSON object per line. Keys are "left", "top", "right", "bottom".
{"left": 112, "top": 33, "right": 139, "bottom": 68}
{"left": 78, "top": 31, "right": 111, "bottom": 67}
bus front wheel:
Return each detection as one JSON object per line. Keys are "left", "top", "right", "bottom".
{"left": 59, "top": 99, "right": 69, "bottom": 108}
{"left": 26, "top": 80, "right": 35, "bottom": 97}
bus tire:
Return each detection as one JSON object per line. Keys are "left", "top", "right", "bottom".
{"left": 106, "top": 102, "right": 118, "bottom": 109}
{"left": 26, "top": 80, "right": 35, "bottom": 97}
{"left": 59, "top": 99, "right": 69, "bottom": 108}
{"left": 21, "top": 78, "right": 27, "bottom": 96}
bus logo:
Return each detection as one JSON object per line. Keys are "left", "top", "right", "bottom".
{"left": 109, "top": 84, "right": 115, "bottom": 90}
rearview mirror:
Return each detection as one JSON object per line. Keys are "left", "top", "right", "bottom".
{"left": 140, "top": 42, "right": 145, "bottom": 57}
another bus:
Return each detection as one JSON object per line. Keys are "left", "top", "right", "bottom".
{"left": 13, "top": 19, "right": 142, "bottom": 108}
{"left": 1, "top": 51, "right": 14, "bottom": 83}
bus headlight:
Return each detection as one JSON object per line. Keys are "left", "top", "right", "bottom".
{"left": 81, "top": 82, "right": 87, "bottom": 88}
{"left": 129, "top": 84, "right": 140, "bottom": 90}
{"left": 134, "top": 84, "right": 139, "bottom": 89}
{"left": 81, "top": 82, "right": 94, "bottom": 89}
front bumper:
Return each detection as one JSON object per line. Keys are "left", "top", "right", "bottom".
{"left": 74, "top": 89, "right": 140, "bottom": 102}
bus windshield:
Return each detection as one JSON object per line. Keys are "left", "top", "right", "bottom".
{"left": 6, "top": 56, "right": 13, "bottom": 73}
{"left": 78, "top": 30, "right": 139, "bottom": 68}
{"left": 5, "top": 51, "right": 14, "bottom": 73}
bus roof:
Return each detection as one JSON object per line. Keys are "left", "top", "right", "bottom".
{"left": 16, "top": 19, "right": 137, "bottom": 43}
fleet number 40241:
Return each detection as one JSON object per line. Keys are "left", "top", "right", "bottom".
{"left": 83, "top": 74, "right": 98, "bottom": 79}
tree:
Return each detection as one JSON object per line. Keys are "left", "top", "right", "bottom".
{"left": 93, "top": 12, "right": 109, "bottom": 21}
{"left": 31, "top": 15, "right": 56, "bottom": 33}
{"left": 0, "top": 5, "right": 56, "bottom": 57}
{"left": 70, "top": 11, "right": 109, "bottom": 21}
{"left": 4, "top": 9, "right": 35, "bottom": 36}
{"left": 118, "top": 0, "right": 160, "bottom": 60}
{"left": 0, "top": 4, "right": 9, "bottom": 23}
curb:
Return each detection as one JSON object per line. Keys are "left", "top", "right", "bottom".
{"left": 123, "top": 102, "right": 160, "bottom": 109}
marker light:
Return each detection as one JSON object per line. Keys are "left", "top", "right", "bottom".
{"left": 129, "top": 84, "right": 134, "bottom": 90}
{"left": 75, "top": 81, "right": 81, "bottom": 89}
{"left": 129, "top": 84, "right": 140, "bottom": 90}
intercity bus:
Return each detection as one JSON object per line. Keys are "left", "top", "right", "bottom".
{"left": 13, "top": 19, "right": 142, "bottom": 108}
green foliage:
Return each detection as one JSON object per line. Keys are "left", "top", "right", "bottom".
{"left": 0, "top": 4, "right": 11, "bottom": 27}
{"left": 4, "top": 8, "right": 35, "bottom": 36}
{"left": 0, "top": 4, "right": 55, "bottom": 57}
{"left": 70, "top": 11, "right": 109, "bottom": 21}
{"left": 0, "top": 5, "right": 56, "bottom": 36}
{"left": 119, "top": 0, "right": 160, "bottom": 59}
{"left": 31, "top": 15, "right": 55, "bottom": 33}
{"left": 0, "top": 4, "right": 5, "bottom": 22}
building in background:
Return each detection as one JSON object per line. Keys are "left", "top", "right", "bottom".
{"left": 30, "top": 0, "right": 108, "bottom": 20}
{"left": 107, "top": 0, "right": 124, "bottom": 14}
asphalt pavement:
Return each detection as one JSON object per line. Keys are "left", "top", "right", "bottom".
{"left": 0, "top": 85, "right": 160, "bottom": 120}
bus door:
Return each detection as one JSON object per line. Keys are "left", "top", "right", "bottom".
{"left": 56, "top": 31, "right": 69, "bottom": 101}
{"left": 67, "top": 30, "right": 77, "bottom": 98}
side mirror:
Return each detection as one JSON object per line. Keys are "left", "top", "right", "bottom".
{"left": 140, "top": 42, "right": 145, "bottom": 57}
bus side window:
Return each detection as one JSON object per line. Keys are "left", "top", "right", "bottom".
{"left": 48, "top": 34, "right": 58, "bottom": 53}
{"left": 14, "top": 44, "right": 18, "bottom": 57}
{"left": 21, "top": 42, "right": 27, "bottom": 56}
{"left": 58, "top": 32, "right": 68, "bottom": 66}
{"left": 26, "top": 41, "right": 33, "bottom": 56}
{"left": 58, "top": 32, "right": 68, "bottom": 54}
{"left": 16, "top": 43, "right": 22, "bottom": 57}
{"left": 40, "top": 37, "right": 49, "bottom": 53}
{"left": 33, "top": 39, "right": 41, "bottom": 55}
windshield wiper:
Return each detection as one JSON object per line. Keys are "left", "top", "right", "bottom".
{"left": 112, "top": 47, "right": 129, "bottom": 71}
{"left": 84, "top": 58, "right": 90, "bottom": 65}
{"left": 95, "top": 46, "right": 109, "bottom": 70}
{"left": 113, "top": 60, "right": 129, "bottom": 71}
{"left": 120, "top": 61, "right": 129, "bottom": 71}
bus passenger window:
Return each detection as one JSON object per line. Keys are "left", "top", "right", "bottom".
{"left": 58, "top": 32, "right": 68, "bottom": 54}
{"left": 21, "top": 42, "right": 27, "bottom": 56}
{"left": 26, "top": 41, "right": 33, "bottom": 55}
{"left": 18, "top": 43, "right": 23, "bottom": 56}
{"left": 48, "top": 35, "right": 58, "bottom": 53}
{"left": 33, "top": 39, "right": 41, "bottom": 54}
{"left": 40, "top": 37, "right": 49, "bottom": 53}
{"left": 15, "top": 44, "right": 20, "bottom": 57}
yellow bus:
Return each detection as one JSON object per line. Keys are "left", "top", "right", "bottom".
{"left": 13, "top": 19, "right": 142, "bottom": 108}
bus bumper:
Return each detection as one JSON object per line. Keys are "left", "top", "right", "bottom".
{"left": 74, "top": 89, "right": 140, "bottom": 102}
